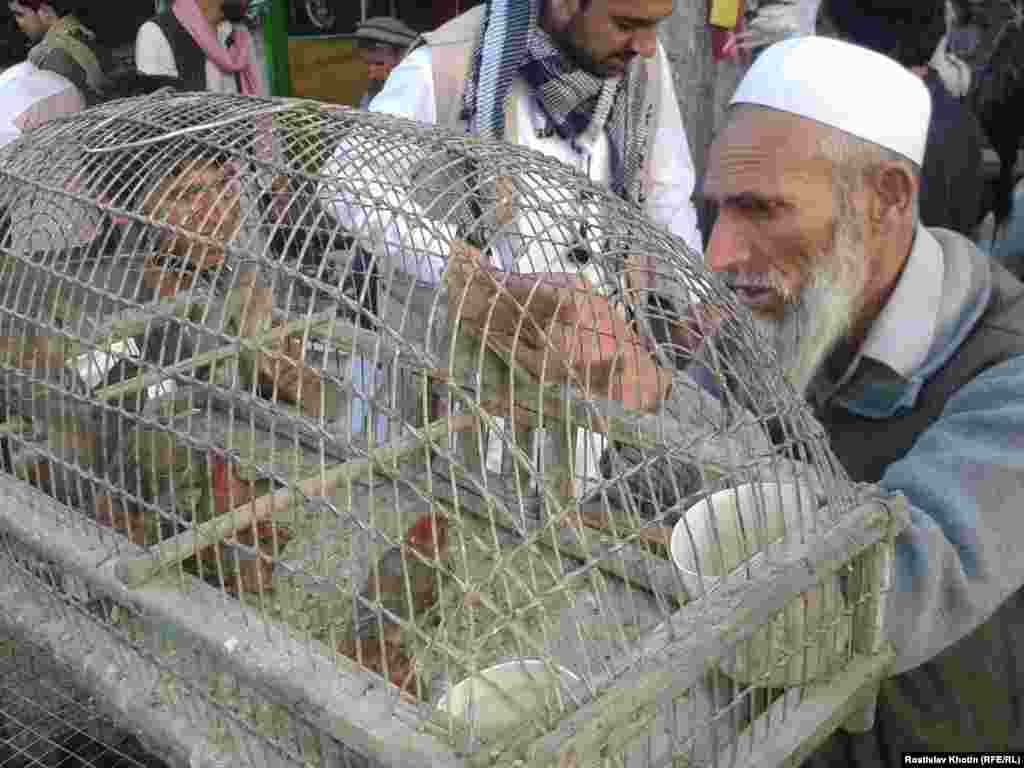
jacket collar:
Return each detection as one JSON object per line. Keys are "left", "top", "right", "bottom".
{"left": 812, "top": 227, "right": 992, "bottom": 418}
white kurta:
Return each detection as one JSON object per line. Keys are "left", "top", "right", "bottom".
{"left": 1, "top": 62, "right": 95, "bottom": 256}
{"left": 327, "top": 44, "right": 701, "bottom": 480}
{"left": 0, "top": 61, "right": 84, "bottom": 148}
{"left": 367, "top": 44, "right": 703, "bottom": 257}
{"left": 328, "top": 43, "right": 702, "bottom": 294}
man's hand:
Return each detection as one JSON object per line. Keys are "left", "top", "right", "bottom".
{"left": 664, "top": 301, "right": 733, "bottom": 358}
{"left": 445, "top": 241, "right": 669, "bottom": 412}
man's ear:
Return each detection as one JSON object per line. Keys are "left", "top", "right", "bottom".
{"left": 866, "top": 162, "right": 916, "bottom": 233}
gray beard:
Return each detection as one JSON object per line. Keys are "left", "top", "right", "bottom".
{"left": 751, "top": 217, "right": 868, "bottom": 396}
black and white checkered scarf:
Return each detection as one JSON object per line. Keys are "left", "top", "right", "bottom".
{"left": 461, "top": 0, "right": 653, "bottom": 204}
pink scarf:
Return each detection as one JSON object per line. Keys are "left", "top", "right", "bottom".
{"left": 172, "top": 0, "right": 262, "bottom": 96}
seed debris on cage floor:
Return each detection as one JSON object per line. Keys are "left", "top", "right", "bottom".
{"left": 0, "top": 635, "right": 169, "bottom": 768}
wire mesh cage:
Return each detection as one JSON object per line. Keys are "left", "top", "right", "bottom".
{"left": 0, "top": 633, "right": 169, "bottom": 768}
{"left": 0, "top": 91, "right": 908, "bottom": 768}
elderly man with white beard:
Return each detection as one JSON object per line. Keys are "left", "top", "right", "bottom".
{"left": 455, "top": 35, "right": 1024, "bottom": 761}
{"left": 707, "top": 35, "right": 1024, "bottom": 762}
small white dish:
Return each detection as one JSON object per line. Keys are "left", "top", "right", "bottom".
{"left": 670, "top": 482, "right": 850, "bottom": 687}
{"left": 437, "top": 659, "right": 581, "bottom": 737}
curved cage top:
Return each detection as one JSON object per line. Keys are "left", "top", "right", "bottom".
{"left": 0, "top": 91, "right": 874, "bottom": 764}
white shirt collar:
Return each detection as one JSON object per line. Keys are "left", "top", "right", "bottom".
{"left": 859, "top": 226, "right": 944, "bottom": 377}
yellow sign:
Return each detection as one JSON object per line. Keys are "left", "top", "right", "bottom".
{"left": 288, "top": 38, "right": 367, "bottom": 106}
{"left": 709, "top": 0, "right": 741, "bottom": 29}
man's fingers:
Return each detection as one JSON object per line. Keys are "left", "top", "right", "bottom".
{"left": 447, "top": 239, "right": 485, "bottom": 267}
{"left": 446, "top": 239, "right": 584, "bottom": 326}
{"left": 512, "top": 343, "right": 562, "bottom": 382}
{"left": 445, "top": 240, "right": 486, "bottom": 293}
{"left": 446, "top": 242, "right": 498, "bottom": 325}
{"left": 446, "top": 243, "right": 608, "bottom": 367}
{"left": 454, "top": 275, "right": 560, "bottom": 342}
{"left": 669, "top": 303, "right": 733, "bottom": 355}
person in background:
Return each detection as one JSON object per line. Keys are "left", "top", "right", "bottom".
{"left": 0, "top": 68, "right": 183, "bottom": 148}
{"left": 824, "top": 0, "right": 987, "bottom": 238}
{"left": 968, "top": 7, "right": 1024, "bottom": 279}
{"left": 338, "top": 0, "right": 704, "bottom": 443}
{"left": 346, "top": 16, "right": 417, "bottom": 109}
{"left": 986, "top": 179, "right": 1024, "bottom": 278}
{"left": 0, "top": 72, "right": 185, "bottom": 529}
{"left": 135, "top": 0, "right": 266, "bottom": 96}
{"left": 0, "top": 59, "right": 83, "bottom": 148}
{"left": 366, "top": 0, "right": 702, "bottom": 257}
{"left": 8, "top": 0, "right": 108, "bottom": 105}
{"left": 1, "top": 99, "right": 319, "bottom": 553}
{"left": 2, "top": 7, "right": 29, "bottom": 69}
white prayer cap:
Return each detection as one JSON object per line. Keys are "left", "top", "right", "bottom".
{"left": 730, "top": 36, "right": 931, "bottom": 166}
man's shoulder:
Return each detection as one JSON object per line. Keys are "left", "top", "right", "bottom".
{"left": 931, "top": 226, "right": 1024, "bottom": 372}
{"left": 33, "top": 47, "right": 86, "bottom": 86}
{"left": 980, "top": 260, "right": 1024, "bottom": 336}
{"left": 15, "top": 62, "right": 77, "bottom": 94}
{"left": 137, "top": 16, "right": 170, "bottom": 40}
{"left": 402, "top": 10, "right": 483, "bottom": 128}
{"left": 418, "top": 5, "right": 485, "bottom": 48}
{"left": 0, "top": 62, "right": 78, "bottom": 124}
{"left": 367, "top": 47, "right": 436, "bottom": 121}
{"left": 933, "top": 227, "right": 1024, "bottom": 308}
{"left": 375, "top": 46, "right": 435, "bottom": 93}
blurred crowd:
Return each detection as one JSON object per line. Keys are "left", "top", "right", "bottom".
{"left": 348, "top": 0, "right": 1024, "bottom": 275}
{"left": 1, "top": 0, "right": 267, "bottom": 147}
{"left": 2, "top": 0, "right": 1020, "bottom": 262}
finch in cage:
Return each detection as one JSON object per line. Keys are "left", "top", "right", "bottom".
{"left": 0, "top": 335, "right": 105, "bottom": 511}
{"left": 197, "top": 451, "right": 275, "bottom": 595}
{"left": 338, "top": 514, "right": 450, "bottom": 695}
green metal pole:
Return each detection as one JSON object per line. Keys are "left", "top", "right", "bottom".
{"left": 263, "top": 0, "right": 292, "bottom": 97}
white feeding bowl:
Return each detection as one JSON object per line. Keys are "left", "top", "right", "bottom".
{"left": 670, "top": 482, "right": 851, "bottom": 687}
{"left": 437, "top": 659, "right": 581, "bottom": 739}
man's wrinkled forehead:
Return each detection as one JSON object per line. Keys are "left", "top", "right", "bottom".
{"left": 703, "top": 105, "right": 834, "bottom": 201}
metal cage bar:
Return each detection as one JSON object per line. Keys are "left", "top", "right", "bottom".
{"left": 0, "top": 95, "right": 905, "bottom": 768}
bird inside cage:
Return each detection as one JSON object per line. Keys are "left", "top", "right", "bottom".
{"left": 1, "top": 92, "right": 871, "bottom": 730}
{"left": 337, "top": 513, "right": 450, "bottom": 697}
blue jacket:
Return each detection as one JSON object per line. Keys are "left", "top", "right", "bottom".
{"left": 806, "top": 227, "right": 1024, "bottom": 760}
